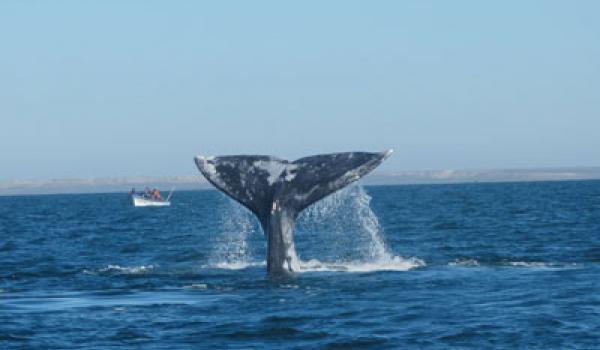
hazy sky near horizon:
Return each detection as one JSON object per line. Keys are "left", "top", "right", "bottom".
{"left": 1, "top": 1, "right": 599, "bottom": 180}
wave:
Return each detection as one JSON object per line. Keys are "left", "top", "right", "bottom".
{"left": 449, "top": 258, "right": 481, "bottom": 267}
{"left": 297, "top": 256, "right": 425, "bottom": 273}
{"left": 205, "top": 256, "right": 424, "bottom": 273}
{"left": 447, "top": 259, "right": 579, "bottom": 269}
{"left": 91, "top": 264, "right": 156, "bottom": 274}
{"left": 203, "top": 261, "right": 266, "bottom": 270}
{"left": 505, "top": 261, "right": 579, "bottom": 268}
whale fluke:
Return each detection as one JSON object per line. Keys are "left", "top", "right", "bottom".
{"left": 194, "top": 150, "right": 393, "bottom": 276}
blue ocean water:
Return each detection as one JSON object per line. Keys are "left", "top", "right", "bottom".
{"left": 1, "top": 181, "right": 599, "bottom": 349}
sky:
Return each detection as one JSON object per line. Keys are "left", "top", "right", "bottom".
{"left": 1, "top": 1, "right": 599, "bottom": 180}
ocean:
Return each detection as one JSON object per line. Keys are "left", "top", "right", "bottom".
{"left": 1, "top": 181, "right": 599, "bottom": 349}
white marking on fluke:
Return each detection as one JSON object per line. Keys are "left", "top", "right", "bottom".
{"left": 383, "top": 149, "right": 394, "bottom": 159}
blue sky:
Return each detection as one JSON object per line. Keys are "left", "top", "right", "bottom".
{"left": 1, "top": 1, "right": 598, "bottom": 180}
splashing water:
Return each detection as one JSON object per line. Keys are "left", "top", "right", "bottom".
{"left": 209, "top": 185, "right": 424, "bottom": 272}
{"left": 298, "top": 185, "right": 387, "bottom": 261}
{"left": 297, "top": 185, "right": 424, "bottom": 272}
{"left": 208, "top": 197, "right": 261, "bottom": 269}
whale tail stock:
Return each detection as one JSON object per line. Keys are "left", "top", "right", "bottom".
{"left": 194, "top": 150, "right": 393, "bottom": 275}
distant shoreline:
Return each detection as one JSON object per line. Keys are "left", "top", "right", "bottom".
{"left": 2, "top": 167, "right": 600, "bottom": 196}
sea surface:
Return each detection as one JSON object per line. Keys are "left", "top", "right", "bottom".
{"left": 1, "top": 181, "right": 599, "bottom": 349}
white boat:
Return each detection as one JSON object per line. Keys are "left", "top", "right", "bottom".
{"left": 131, "top": 187, "right": 174, "bottom": 207}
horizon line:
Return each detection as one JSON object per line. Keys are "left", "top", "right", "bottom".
{"left": 3, "top": 164, "right": 600, "bottom": 184}
{"left": 2, "top": 165, "right": 600, "bottom": 196}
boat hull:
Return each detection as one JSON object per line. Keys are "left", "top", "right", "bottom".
{"left": 132, "top": 196, "right": 170, "bottom": 207}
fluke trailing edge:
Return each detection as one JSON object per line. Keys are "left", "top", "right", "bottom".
{"left": 194, "top": 150, "right": 393, "bottom": 276}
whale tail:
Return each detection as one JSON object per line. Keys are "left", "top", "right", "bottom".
{"left": 194, "top": 150, "right": 393, "bottom": 275}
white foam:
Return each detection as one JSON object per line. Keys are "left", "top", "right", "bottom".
{"left": 98, "top": 264, "right": 155, "bottom": 274}
{"left": 445, "top": 260, "right": 580, "bottom": 269}
{"left": 504, "top": 261, "right": 579, "bottom": 268}
{"left": 507, "top": 261, "right": 547, "bottom": 267}
{"left": 297, "top": 256, "right": 425, "bottom": 273}
{"left": 207, "top": 261, "right": 266, "bottom": 270}
{"left": 449, "top": 258, "right": 480, "bottom": 267}
{"left": 203, "top": 258, "right": 423, "bottom": 273}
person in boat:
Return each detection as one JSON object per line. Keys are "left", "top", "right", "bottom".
{"left": 129, "top": 188, "right": 136, "bottom": 195}
{"left": 152, "top": 188, "right": 162, "bottom": 200}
